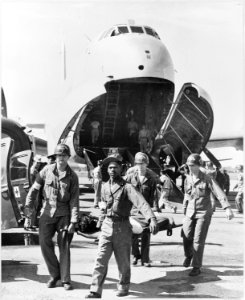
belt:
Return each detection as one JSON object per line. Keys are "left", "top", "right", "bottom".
{"left": 106, "top": 215, "right": 129, "bottom": 221}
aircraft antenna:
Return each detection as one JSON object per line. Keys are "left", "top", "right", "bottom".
{"left": 62, "top": 41, "right": 66, "bottom": 80}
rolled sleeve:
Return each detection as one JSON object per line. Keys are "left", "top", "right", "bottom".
{"left": 25, "top": 167, "right": 47, "bottom": 208}
{"left": 210, "top": 178, "right": 231, "bottom": 209}
{"left": 126, "top": 184, "right": 156, "bottom": 221}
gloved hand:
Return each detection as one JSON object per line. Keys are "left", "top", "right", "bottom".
{"left": 149, "top": 218, "right": 158, "bottom": 235}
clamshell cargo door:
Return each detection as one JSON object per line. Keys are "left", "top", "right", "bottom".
{"left": 1, "top": 137, "right": 18, "bottom": 229}
{"left": 9, "top": 150, "right": 33, "bottom": 224}
{"left": 158, "top": 82, "right": 213, "bottom": 165}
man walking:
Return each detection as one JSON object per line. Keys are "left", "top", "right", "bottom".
{"left": 233, "top": 164, "right": 243, "bottom": 213}
{"left": 124, "top": 152, "right": 160, "bottom": 267}
{"left": 24, "top": 144, "right": 79, "bottom": 290}
{"left": 182, "top": 153, "right": 234, "bottom": 276}
{"left": 85, "top": 153, "right": 158, "bottom": 298}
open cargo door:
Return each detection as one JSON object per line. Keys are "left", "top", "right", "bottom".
{"left": 9, "top": 150, "right": 33, "bottom": 224}
{"left": 1, "top": 137, "right": 18, "bottom": 229}
{"left": 154, "top": 82, "right": 213, "bottom": 168}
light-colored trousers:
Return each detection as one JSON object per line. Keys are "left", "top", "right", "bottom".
{"left": 90, "top": 217, "right": 132, "bottom": 295}
{"left": 182, "top": 214, "right": 212, "bottom": 268}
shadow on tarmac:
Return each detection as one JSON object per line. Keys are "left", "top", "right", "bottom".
{"left": 2, "top": 260, "right": 242, "bottom": 298}
{"left": 129, "top": 267, "right": 243, "bottom": 298}
{"left": 1, "top": 260, "right": 49, "bottom": 284}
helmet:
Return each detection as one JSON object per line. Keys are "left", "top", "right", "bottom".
{"left": 134, "top": 152, "right": 149, "bottom": 165}
{"left": 102, "top": 153, "right": 123, "bottom": 166}
{"left": 186, "top": 153, "right": 202, "bottom": 166}
{"left": 54, "top": 144, "right": 71, "bottom": 156}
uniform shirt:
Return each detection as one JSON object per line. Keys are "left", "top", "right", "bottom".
{"left": 234, "top": 172, "right": 243, "bottom": 193}
{"left": 128, "top": 120, "right": 138, "bottom": 136}
{"left": 26, "top": 163, "right": 79, "bottom": 223}
{"left": 125, "top": 166, "right": 159, "bottom": 211}
{"left": 159, "top": 174, "right": 172, "bottom": 199}
{"left": 101, "top": 177, "right": 156, "bottom": 221}
{"left": 138, "top": 128, "right": 150, "bottom": 140}
{"left": 92, "top": 166, "right": 102, "bottom": 181}
{"left": 183, "top": 170, "right": 230, "bottom": 218}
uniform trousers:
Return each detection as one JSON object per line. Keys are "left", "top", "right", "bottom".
{"left": 131, "top": 214, "right": 151, "bottom": 263}
{"left": 90, "top": 217, "right": 132, "bottom": 295}
{"left": 39, "top": 214, "right": 73, "bottom": 283}
{"left": 131, "top": 215, "right": 170, "bottom": 263}
{"left": 235, "top": 192, "right": 243, "bottom": 213}
{"left": 93, "top": 180, "right": 102, "bottom": 206}
{"left": 182, "top": 214, "right": 212, "bottom": 268}
{"left": 139, "top": 137, "right": 148, "bottom": 153}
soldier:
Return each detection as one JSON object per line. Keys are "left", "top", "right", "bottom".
{"left": 92, "top": 160, "right": 103, "bottom": 208}
{"left": 138, "top": 124, "right": 150, "bottom": 153}
{"left": 85, "top": 153, "right": 158, "bottom": 298}
{"left": 182, "top": 153, "right": 234, "bottom": 276}
{"left": 24, "top": 144, "right": 79, "bottom": 290}
{"left": 90, "top": 120, "right": 100, "bottom": 145}
{"left": 158, "top": 168, "right": 177, "bottom": 213}
{"left": 124, "top": 152, "right": 160, "bottom": 267}
{"left": 233, "top": 164, "right": 243, "bottom": 213}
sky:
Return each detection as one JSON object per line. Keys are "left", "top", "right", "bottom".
{"left": 1, "top": 0, "right": 244, "bottom": 143}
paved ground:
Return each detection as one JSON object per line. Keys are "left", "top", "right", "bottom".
{"left": 1, "top": 190, "right": 244, "bottom": 299}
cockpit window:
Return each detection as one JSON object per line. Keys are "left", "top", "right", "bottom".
{"left": 144, "top": 27, "right": 160, "bottom": 39}
{"left": 118, "top": 26, "right": 129, "bottom": 33}
{"left": 99, "top": 25, "right": 160, "bottom": 40}
{"left": 154, "top": 31, "right": 160, "bottom": 40}
{"left": 111, "top": 26, "right": 129, "bottom": 36}
{"left": 130, "top": 26, "right": 144, "bottom": 33}
{"left": 145, "top": 27, "right": 154, "bottom": 36}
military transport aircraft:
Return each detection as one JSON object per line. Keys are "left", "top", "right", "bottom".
{"left": 2, "top": 22, "right": 241, "bottom": 236}
{"left": 46, "top": 22, "right": 214, "bottom": 182}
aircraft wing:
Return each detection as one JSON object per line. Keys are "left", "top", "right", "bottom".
{"left": 207, "top": 137, "right": 243, "bottom": 150}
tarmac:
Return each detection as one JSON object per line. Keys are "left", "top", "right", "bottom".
{"left": 1, "top": 189, "right": 244, "bottom": 300}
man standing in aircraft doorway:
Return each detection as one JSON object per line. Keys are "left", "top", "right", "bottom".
{"left": 138, "top": 124, "right": 150, "bottom": 153}
{"left": 85, "top": 153, "right": 158, "bottom": 298}
{"left": 24, "top": 144, "right": 79, "bottom": 290}
{"left": 90, "top": 120, "right": 100, "bottom": 145}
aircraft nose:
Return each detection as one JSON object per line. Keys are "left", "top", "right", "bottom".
{"left": 94, "top": 35, "right": 174, "bottom": 83}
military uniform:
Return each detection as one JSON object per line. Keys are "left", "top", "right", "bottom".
{"left": 89, "top": 177, "right": 156, "bottom": 296}
{"left": 25, "top": 163, "right": 79, "bottom": 284}
{"left": 234, "top": 171, "right": 243, "bottom": 213}
{"left": 182, "top": 170, "right": 231, "bottom": 269}
{"left": 92, "top": 164, "right": 102, "bottom": 207}
{"left": 159, "top": 172, "right": 177, "bottom": 212}
{"left": 125, "top": 166, "right": 159, "bottom": 264}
